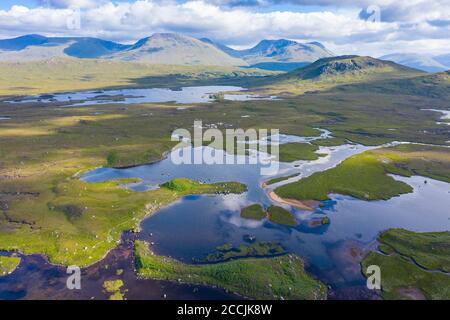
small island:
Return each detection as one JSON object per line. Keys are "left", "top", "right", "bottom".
{"left": 0, "top": 255, "right": 21, "bottom": 276}
{"left": 240, "top": 204, "right": 298, "bottom": 226}
{"left": 135, "top": 240, "right": 326, "bottom": 300}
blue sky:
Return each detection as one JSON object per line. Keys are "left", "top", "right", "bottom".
{"left": 0, "top": 1, "right": 449, "bottom": 56}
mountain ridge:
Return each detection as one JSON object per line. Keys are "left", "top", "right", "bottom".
{"left": 380, "top": 53, "right": 449, "bottom": 73}
{"left": 200, "top": 37, "right": 334, "bottom": 67}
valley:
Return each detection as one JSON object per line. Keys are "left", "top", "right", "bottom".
{"left": 0, "top": 45, "right": 449, "bottom": 300}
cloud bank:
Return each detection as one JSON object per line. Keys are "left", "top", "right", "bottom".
{"left": 0, "top": 0, "right": 448, "bottom": 56}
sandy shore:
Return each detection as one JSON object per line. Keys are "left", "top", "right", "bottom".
{"left": 268, "top": 191, "right": 316, "bottom": 211}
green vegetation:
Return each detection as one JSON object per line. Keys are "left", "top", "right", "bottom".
{"left": 362, "top": 253, "right": 450, "bottom": 300}
{"left": 362, "top": 229, "right": 450, "bottom": 300}
{"left": 265, "top": 173, "right": 300, "bottom": 186}
{"left": 377, "top": 229, "right": 450, "bottom": 272}
{"left": 258, "top": 56, "right": 425, "bottom": 96}
{"left": 0, "top": 58, "right": 273, "bottom": 96}
{"left": 240, "top": 204, "right": 299, "bottom": 227}
{"left": 0, "top": 177, "right": 245, "bottom": 267}
{"left": 275, "top": 144, "right": 450, "bottom": 202}
{"left": 321, "top": 216, "right": 330, "bottom": 225}
{"left": 202, "top": 242, "right": 286, "bottom": 263}
{"left": 267, "top": 206, "right": 297, "bottom": 226}
{"left": 162, "top": 178, "right": 246, "bottom": 194}
{"left": 0, "top": 255, "right": 21, "bottom": 276}
{"left": 240, "top": 204, "right": 267, "bottom": 221}
{"left": 106, "top": 151, "right": 119, "bottom": 167}
{"left": 103, "top": 279, "right": 126, "bottom": 300}
{"left": 277, "top": 143, "right": 321, "bottom": 162}
{"left": 135, "top": 240, "right": 326, "bottom": 300}
{"left": 312, "top": 137, "right": 348, "bottom": 147}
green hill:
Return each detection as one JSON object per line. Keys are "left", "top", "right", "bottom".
{"left": 257, "top": 55, "right": 425, "bottom": 94}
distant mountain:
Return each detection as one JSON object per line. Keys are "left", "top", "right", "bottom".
{"left": 239, "top": 39, "right": 333, "bottom": 64}
{"left": 279, "top": 55, "right": 423, "bottom": 82}
{"left": 199, "top": 38, "right": 241, "bottom": 58}
{"left": 434, "top": 54, "right": 450, "bottom": 70}
{"left": 200, "top": 38, "right": 333, "bottom": 71}
{"left": 0, "top": 35, "right": 130, "bottom": 61}
{"left": 109, "top": 33, "right": 246, "bottom": 66}
{"left": 380, "top": 53, "right": 448, "bottom": 73}
{"left": 0, "top": 33, "right": 333, "bottom": 68}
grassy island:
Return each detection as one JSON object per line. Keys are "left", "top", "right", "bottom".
{"left": 275, "top": 144, "right": 450, "bottom": 202}
{"left": 135, "top": 240, "right": 326, "bottom": 300}
{"left": 201, "top": 242, "right": 286, "bottom": 263}
{"left": 267, "top": 206, "right": 298, "bottom": 226}
{"left": 240, "top": 204, "right": 267, "bottom": 221}
{"left": 0, "top": 255, "right": 21, "bottom": 276}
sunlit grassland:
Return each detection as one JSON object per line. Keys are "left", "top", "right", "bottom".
{"left": 135, "top": 240, "right": 326, "bottom": 300}
{"left": 362, "top": 229, "right": 450, "bottom": 300}
{"left": 0, "top": 175, "right": 245, "bottom": 267}
{"left": 275, "top": 144, "right": 450, "bottom": 202}
{"left": 0, "top": 58, "right": 275, "bottom": 96}
{"left": 277, "top": 143, "right": 322, "bottom": 162}
{"left": 376, "top": 229, "right": 450, "bottom": 272}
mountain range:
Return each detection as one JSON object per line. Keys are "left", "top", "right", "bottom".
{"left": 0, "top": 33, "right": 448, "bottom": 73}
{"left": 380, "top": 53, "right": 450, "bottom": 73}
{"left": 0, "top": 33, "right": 333, "bottom": 69}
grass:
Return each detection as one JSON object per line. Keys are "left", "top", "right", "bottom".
{"left": 240, "top": 204, "right": 298, "bottom": 226}
{"left": 277, "top": 143, "right": 321, "bottom": 162}
{"left": 162, "top": 178, "right": 247, "bottom": 194}
{"left": 201, "top": 242, "right": 286, "bottom": 263}
{"left": 0, "top": 255, "right": 21, "bottom": 276}
{"left": 377, "top": 229, "right": 450, "bottom": 272}
{"left": 312, "top": 137, "right": 348, "bottom": 147}
{"left": 267, "top": 206, "right": 297, "bottom": 226}
{"left": 135, "top": 240, "right": 326, "bottom": 300}
{"left": 275, "top": 144, "right": 450, "bottom": 202}
{"left": 240, "top": 204, "right": 267, "bottom": 221}
{"left": 103, "top": 279, "right": 126, "bottom": 300}
{"left": 0, "top": 58, "right": 274, "bottom": 96}
{"left": 265, "top": 173, "right": 300, "bottom": 186}
{"left": 362, "top": 229, "right": 450, "bottom": 300}
{"left": 321, "top": 216, "right": 330, "bottom": 225}
{"left": 0, "top": 178, "right": 245, "bottom": 267}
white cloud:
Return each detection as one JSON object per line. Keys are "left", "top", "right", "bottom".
{"left": 0, "top": 0, "right": 448, "bottom": 56}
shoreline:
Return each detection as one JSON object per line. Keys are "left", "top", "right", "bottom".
{"left": 268, "top": 191, "right": 317, "bottom": 211}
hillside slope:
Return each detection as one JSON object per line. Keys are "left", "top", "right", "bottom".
{"left": 109, "top": 33, "right": 246, "bottom": 66}
{"left": 380, "top": 53, "right": 448, "bottom": 73}
{"left": 0, "top": 35, "right": 130, "bottom": 61}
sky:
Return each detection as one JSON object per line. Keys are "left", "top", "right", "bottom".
{"left": 0, "top": 0, "right": 449, "bottom": 57}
